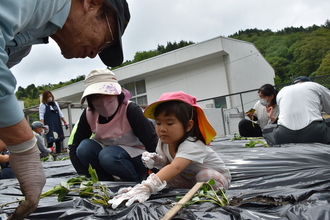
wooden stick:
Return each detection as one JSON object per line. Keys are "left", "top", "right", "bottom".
{"left": 161, "top": 182, "right": 204, "bottom": 220}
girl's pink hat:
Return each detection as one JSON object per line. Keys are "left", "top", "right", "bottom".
{"left": 144, "top": 91, "right": 216, "bottom": 144}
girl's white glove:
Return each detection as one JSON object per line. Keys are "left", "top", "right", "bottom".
{"left": 8, "top": 144, "right": 46, "bottom": 220}
{"left": 108, "top": 173, "right": 166, "bottom": 209}
{"left": 141, "top": 152, "right": 166, "bottom": 169}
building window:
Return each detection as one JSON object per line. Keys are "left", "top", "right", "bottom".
{"left": 123, "top": 80, "right": 147, "bottom": 107}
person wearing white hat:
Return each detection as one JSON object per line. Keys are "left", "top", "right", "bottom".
{"left": 69, "top": 68, "right": 158, "bottom": 182}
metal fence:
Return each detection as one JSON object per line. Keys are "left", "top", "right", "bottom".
{"left": 198, "top": 74, "right": 330, "bottom": 138}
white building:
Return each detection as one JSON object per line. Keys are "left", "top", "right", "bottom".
{"left": 36, "top": 36, "right": 274, "bottom": 140}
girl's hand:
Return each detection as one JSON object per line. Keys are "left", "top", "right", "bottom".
{"left": 108, "top": 173, "right": 166, "bottom": 209}
{"left": 142, "top": 152, "right": 166, "bottom": 169}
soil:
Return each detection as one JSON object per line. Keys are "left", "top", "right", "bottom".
{"left": 229, "top": 195, "right": 296, "bottom": 206}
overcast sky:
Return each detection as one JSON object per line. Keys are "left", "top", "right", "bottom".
{"left": 11, "top": 0, "right": 330, "bottom": 89}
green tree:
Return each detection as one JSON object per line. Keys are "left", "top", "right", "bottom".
{"left": 267, "top": 56, "right": 290, "bottom": 84}
{"left": 229, "top": 22, "right": 330, "bottom": 84}
{"left": 133, "top": 50, "right": 160, "bottom": 62}
{"left": 290, "top": 29, "right": 330, "bottom": 78}
{"left": 316, "top": 52, "right": 330, "bottom": 76}
{"left": 16, "top": 86, "right": 26, "bottom": 100}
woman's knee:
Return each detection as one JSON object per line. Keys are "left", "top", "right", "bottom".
{"left": 76, "top": 139, "right": 101, "bottom": 158}
{"left": 238, "top": 119, "right": 251, "bottom": 135}
{"left": 239, "top": 119, "right": 249, "bottom": 127}
{"left": 98, "top": 146, "right": 128, "bottom": 167}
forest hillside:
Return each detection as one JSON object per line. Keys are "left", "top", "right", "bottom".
{"left": 229, "top": 20, "right": 330, "bottom": 84}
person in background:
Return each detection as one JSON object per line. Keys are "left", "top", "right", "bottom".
{"left": 31, "top": 121, "right": 54, "bottom": 158}
{"left": 0, "top": 0, "right": 130, "bottom": 218}
{"left": 263, "top": 76, "right": 330, "bottom": 145}
{"left": 109, "top": 91, "right": 231, "bottom": 209}
{"left": 39, "top": 90, "right": 68, "bottom": 154}
{"left": 238, "top": 84, "right": 279, "bottom": 137}
{"left": 0, "top": 139, "right": 15, "bottom": 179}
{"left": 69, "top": 68, "right": 158, "bottom": 182}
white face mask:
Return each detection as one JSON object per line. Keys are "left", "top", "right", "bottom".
{"left": 47, "top": 97, "right": 53, "bottom": 102}
{"left": 92, "top": 95, "right": 119, "bottom": 118}
{"left": 260, "top": 99, "right": 270, "bottom": 106}
{"left": 40, "top": 129, "right": 45, "bottom": 136}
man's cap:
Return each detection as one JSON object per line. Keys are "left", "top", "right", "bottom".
{"left": 99, "top": 0, "right": 130, "bottom": 67}
{"left": 31, "top": 121, "right": 48, "bottom": 129}
{"left": 81, "top": 68, "right": 122, "bottom": 104}
{"left": 292, "top": 76, "right": 312, "bottom": 84}
{"left": 144, "top": 91, "right": 217, "bottom": 144}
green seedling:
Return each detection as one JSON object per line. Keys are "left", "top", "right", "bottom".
{"left": 40, "top": 154, "right": 70, "bottom": 162}
{"left": 175, "top": 179, "right": 229, "bottom": 207}
{"left": 231, "top": 133, "right": 265, "bottom": 141}
{"left": 0, "top": 164, "right": 112, "bottom": 208}
{"left": 245, "top": 140, "right": 269, "bottom": 148}
{"left": 40, "top": 164, "right": 111, "bottom": 205}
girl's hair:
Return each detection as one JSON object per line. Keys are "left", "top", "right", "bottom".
{"left": 258, "top": 84, "right": 278, "bottom": 106}
{"left": 86, "top": 93, "right": 125, "bottom": 111}
{"left": 154, "top": 101, "right": 206, "bottom": 150}
{"left": 41, "top": 90, "right": 54, "bottom": 104}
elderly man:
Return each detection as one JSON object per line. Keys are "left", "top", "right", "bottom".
{"left": 0, "top": 0, "right": 130, "bottom": 219}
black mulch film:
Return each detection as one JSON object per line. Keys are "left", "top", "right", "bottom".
{"left": 1, "top": 137, "right": 330, "bottom": 219}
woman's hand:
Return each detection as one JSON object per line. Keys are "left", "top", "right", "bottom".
{"left": 246, "top": 112, "right": 254, "bottom": 120}
{"left": 266, "top": 106, "right": 276, "bottom": 121}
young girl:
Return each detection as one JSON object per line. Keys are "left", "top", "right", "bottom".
{"left": 109, "top": 91, "right": 231, "bottom": 209}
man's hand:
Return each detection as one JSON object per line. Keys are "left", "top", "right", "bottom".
{"left": 8, "top": 144, "right": 46, "bottom": 220}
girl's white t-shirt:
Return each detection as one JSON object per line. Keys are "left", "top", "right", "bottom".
{"left": 156, "top": 138, "right": 231, "bottom": 181}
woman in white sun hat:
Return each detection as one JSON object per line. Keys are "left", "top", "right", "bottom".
{"left": 69, "top": 68, "right": 158, "bottom": 182}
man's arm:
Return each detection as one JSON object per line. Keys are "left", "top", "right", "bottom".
{"left": 0, "top": 119, "right": 33, "bottom": 145}
{"left": 0, "top": 138, "right": 6, "bottom": 151}
{"left": 318, "top": 84, "right": 330, "bottom": 113}
{"left": 0, "top": 119, "right": 46, "bottom": 220}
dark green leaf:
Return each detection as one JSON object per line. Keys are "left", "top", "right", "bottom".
{"left": 88, "top": 164, "right": 99, "bottom": 183}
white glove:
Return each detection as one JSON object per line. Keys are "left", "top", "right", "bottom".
{"left": 141, "top": 152, "right": 166, "bottom": 169}
{"left": 108, "top": 173, "right": 166, "bottom": 209}
{"left": 8, "top": 144, "right": 46, "bottom": 220}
